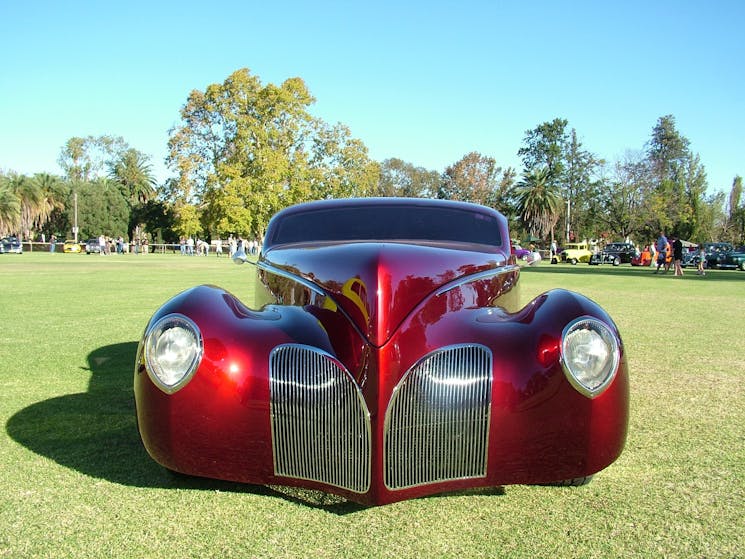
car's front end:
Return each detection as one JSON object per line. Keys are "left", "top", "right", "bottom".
{"left": 1, "top": 237, "right": 23, "bottom": 254}
{"left": 85, "top": 239, "right": 101, "bottom": 254}
{"left": 134, "top": 198, "right": 629, "bottom": 505}
{"left": 719, "top": 248, "right": 745, "bottom": 270}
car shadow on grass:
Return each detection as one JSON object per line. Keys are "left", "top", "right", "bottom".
{"left": 5, "top": 341, "right": 368, "bottom": 515}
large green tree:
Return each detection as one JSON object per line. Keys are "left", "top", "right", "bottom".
{"left": 595, "top": 153, "right": 650, "bottom": 241}
{"left": 58, "top": 136, "right": 129, "bottom": 181}
{"left": 645, "top": 115, "right": 708, "bottom": 240}
{"left": 167, "top": 68, "right": 377, "bottom": 238}
{"left": 53, "top": 179, "right": 130, "bottom": 240}
{"left": 438, "top": 152, "right": 515, "bottom": 208}
{"left": 726, "top": 175, "right": 744, "bottom": 243}
{"left": 563, "top": 129, "right": 599, "bottom": 240}
{"left": 376, "top": 158, "right": 441, "bottom": 198}
{"left": 518, "top": 118, "right": 569, "bottom": 184}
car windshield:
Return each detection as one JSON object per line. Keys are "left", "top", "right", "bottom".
{"left": 269, "top": 204, "right": 502, "bottom": 247}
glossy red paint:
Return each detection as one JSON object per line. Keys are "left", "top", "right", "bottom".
{"left": 135, "top": 199, "right": 629, "bottom": 506}
{"left": 264, "top": 242, "right": 508, "bottom": 346}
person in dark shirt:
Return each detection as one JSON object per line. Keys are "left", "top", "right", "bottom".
{"left": 672, "top": 236, "right": 684, "bottom": 277}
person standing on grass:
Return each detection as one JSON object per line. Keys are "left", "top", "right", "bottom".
{"left": 697, "top": 244, "right": 706, "bottom": 275}
{"left": 672, "top": 236, "right": 684, "bottom": 276}
{"left": 654, "top": 231, "right": 669, "bottom": 273}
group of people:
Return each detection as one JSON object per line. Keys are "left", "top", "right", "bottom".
{"left": 653, "top": 231, "right": 706, "bottom": 276}
{"left": 178, "top": 235, "right": 262, "bottom": 257}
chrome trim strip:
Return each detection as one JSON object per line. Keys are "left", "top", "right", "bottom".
{"left": 257, "top": 261, "right": 328, "bottom": 298}
{"left": 434, "top": 264, "right": 519, "bottom": 297}
{"left": 269, "top": 344, "right": 371, "bottom": 493}
{"left": 383, "top": 344, "right": 493, "bottom": 490}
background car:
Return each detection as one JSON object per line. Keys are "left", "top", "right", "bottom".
{"left": 135, "top": 198, "right": 629, "bottom": 506}
{"left": 63, "top": 240, "right": 82, "bottom": 253}
{"left": 85, "top": 238, "right": 102, "bottom": 254}
{"left": 631, "top": 246, "right": 653, "bottom": 266}
{"left": 560, "top": 241, "right": 593, "bottom": 264}
{"left": 0, "top": 236, "right": 23, "bottom": 254}
{"left": 511, "top": 242, "right": 532, "bottom": 261}
{"left": 718, "top": 247, "right": 745, "bottom": 270}
{"left": 681, "top": 251, "right": 701, "bottom": 268}
{"left": 590, "top": 242, "right": 637, "bottom": 266}
{"left": 703, "top": 242, "right": 732, "bottom": 269}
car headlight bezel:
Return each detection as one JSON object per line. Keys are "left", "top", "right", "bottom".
{"left": 560, "top": 316, "right": 620, "bottom": 398}
{"left": 144, "top": 313, "right": 203, "bottom": 394}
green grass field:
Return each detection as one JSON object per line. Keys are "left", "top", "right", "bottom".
{"left": 1, "top": 253, "right": 743, "bottom": 558}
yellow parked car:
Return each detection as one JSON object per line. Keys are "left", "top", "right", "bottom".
{"left": 63, "top": 240, "right": 82, "bottom": 253}
{"left": 560, "top": 242, "right": 593, "bottom": 264}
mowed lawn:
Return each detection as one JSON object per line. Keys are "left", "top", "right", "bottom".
{"left": 1, "top": 252, "right": 743, "bottom": 559}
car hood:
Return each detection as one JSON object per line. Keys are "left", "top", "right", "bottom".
{"left": 262, "top": 242, "right": 508, "bottom": 346}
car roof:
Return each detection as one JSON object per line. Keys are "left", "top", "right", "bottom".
{"left": 264, "top": 197, "right": 507, "bottom": 251}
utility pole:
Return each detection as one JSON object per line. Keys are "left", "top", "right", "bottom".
{"left": 73, "top": 191, "right": 79, "bottom": 243}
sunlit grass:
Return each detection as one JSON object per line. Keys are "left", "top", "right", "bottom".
{"left": 1, "top": 253, "right": 743, "bottom": 558}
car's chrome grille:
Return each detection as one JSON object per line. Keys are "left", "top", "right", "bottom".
{"left": 269, "top": 344, "right": 371, "bottom": 493}
{"left": 383, "top": 345, "right": 493, "bottom": 490}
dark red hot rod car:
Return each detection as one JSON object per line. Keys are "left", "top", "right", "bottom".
{"left": 134, "top": 198, "right": 629, "bottom": 505}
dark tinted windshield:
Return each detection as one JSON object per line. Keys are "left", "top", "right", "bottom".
{"left": 269, "top": 204, "right": 501, "bottom": 247}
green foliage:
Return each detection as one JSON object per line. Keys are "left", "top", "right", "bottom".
{"left": 0, "top": 177, "right": 21, "bottom": 235}
{"left": 58, "top": 135, "right": 129, "bottom": 181}
{"left": 54, "top": 179, "right": 130, "bottom": 239}
{"left": 175, "top": 203, "right": 202, "bottom": 238}
{"left": 514, "top": 166, "right": 562, "bottom": 240}
{"left": 642, "top": 115, "right": 710, "bottom": 241}
{"left": 563, "top": 129, "right": 599, "bottom": 238}
{"left": 108, "top": 148, "right": 156, "bottom": 205}
{"left": 437, "top": 152, "right": 517, "bottom": 219}
{"left": 129, "top": 200, "right": 177, "bottom": 243}
{"left": 376, "top": 158, "right": 440, "bottom": 198}
{"left": 518, "top": 118, "right": 569, "bottom": 184}
{"left": 167, "top": 68, "right": 379, "bottom": 237}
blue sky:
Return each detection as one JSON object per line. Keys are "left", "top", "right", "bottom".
{"left": 2, "top": 0, "right": 743, "bottom": 193}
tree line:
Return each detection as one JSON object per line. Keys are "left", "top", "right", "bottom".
{"left": 1, "top": 68, "right": 743, "bottom": 247}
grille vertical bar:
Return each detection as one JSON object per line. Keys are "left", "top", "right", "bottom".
{"left": 384, "top": 344, "right": 493, "bottom": 490}
{"left": 269, "top": 344, "right": 371, "bottom": 493}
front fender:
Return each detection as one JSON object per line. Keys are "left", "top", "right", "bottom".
{"left": 134, "top": 285, "right": 359, "bottom": 483}
{"left": 384, "top": 288, "right": 629, "bottom": 487}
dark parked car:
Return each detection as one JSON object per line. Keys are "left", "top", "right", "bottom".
{"left": 85, "top": 238, "right": 102, "bottom": 254}
{"left": 135, "top": 198, "right": 629, "bottom": 505}
{"left": 703, "top": 242, "right": 733, "bottom": 269}
{"left": 589, "top": 242, "right": 638, "bottom": 266}
{"left": 718, "top": 247, "right": 745, "bottom": 270}
{"left": 0, "top": 236, "right": 23, "bottom": 254}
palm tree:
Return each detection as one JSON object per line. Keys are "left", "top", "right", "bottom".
{"left": 8, "top": 174, "right": 43, "bottom": 240}
{"left": 32, "top": 173, "right": 67, "bottom": 230}
{"left": 514, "top": 167, "right": 563, "bottom": 242}
{"left": 108, "top": 149, "right": 156, "bottom": 205}
{"left": 0, "top": 180, "right": 21, "bottom": 236}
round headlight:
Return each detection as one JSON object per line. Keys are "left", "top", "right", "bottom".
{"left": 144, "top": 314, "right": 203, "bottom": 393}
{"left": 560, "top": 317, "right": 620, "bottom": 398}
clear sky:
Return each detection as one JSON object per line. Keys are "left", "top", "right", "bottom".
{"left": 1, "top": 0, "right": 743, "bottom": 194}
